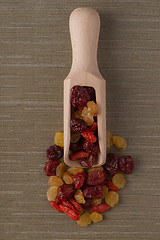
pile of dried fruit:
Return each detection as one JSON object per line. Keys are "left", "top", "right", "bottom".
{"left": 44, "top": 129, "right": 134, "bottom": 226}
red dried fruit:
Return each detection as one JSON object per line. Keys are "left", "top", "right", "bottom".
{"left": 82, "top": 198, "right": 92, "bottom": 208}
{"left": 58, "top": 184, "right": 75, "bottom": 201}
{"left": 82, "top": 140, "right": 100, "bottom": 155}
{"left": 72, "top": 172, "right": 86, "bottom": 189}
{"left": 46, "top": 145, "right": 63, "bottom": 160}
{"left": 71, "top": 118, "right": 88, "bottom": 133}
{"left": 79, "top": 155, "right": 96, "bottom": 168}
{"left": 87, "top": 203, "right": 110, "bottom": 213}
{"left": 70, "top": 141, "right": 83, "bottom": 153}
{"left": 62, "top": 200, "right": 80, "bottom": 215}
{"left": 90, "top": 122, "right": 97, "bottom": 132}
{"left": 71, "top": 85, "right": 90, "bottom": 111}
{"left": 69, "top": 151, "right": 89, "bottom": 161}
{"left": 84, "top": 86, "right": 96, "bottom": 101}
{"left": 104, "top": 153, "right": 119, "bottom": 177}
{"left": 49, "top": 201, "right": 63, "bottom": 212}
{"left": 70, "top": 198, "right": 83, "bottom": 212}
{"left": 86, "top": 170, "right": 107, "bottom": 185}
{"left": 83, "top": 185, "right": 103, "bottom": 198}
{"left": 81, "top": 128, "right": 97, "bottom": 143}
{"left": 59, "top": 205, "right": 80, "bottom": 221}
{"left": 106, "top": 180, "right": 119, "bottom": 192}
{"left": 44, "top": 160, "right": 60, "bottom": 176}
{"left": 119, "top": 156, "right": 134, "bottom": 174}
{"left": 55, "top": 196, "right": 61, "bottom": 204}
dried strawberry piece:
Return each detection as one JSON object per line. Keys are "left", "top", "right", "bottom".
{"left": 69, "top": 151, "right": 89, "bottom": 161}
{"left": 55, "top": 196, "right": 61, "bottom": 204}
{"left": 79, "top": 155, "right": 96, "bottom": 168}
{"left": 82, "top": 140, "right": 100, "bottom": 155}
{"left": 70, "top": 198, "right": 83, "bottom": 212}
{"left": 44, "top": 160, "right": 60, "bottom": 176}
{"left": 58, "top": 184, "right": 75, "bottom": 201}
{"left": 81, "top": 128, "right": 97, "bottom": 143}
{"left": 106, "top": 180, "right": 119, "bottom": 192}
{"left": 59, "top": 205, "right": 80, "bottom": 221}
{"left": 49, "top": 201, "right": 63, "bottom": 212}
{"left": 86, "top": 170, "right": 107, "bottom": 186}
{"left": 83, "top": 185, "right": 103, "bottom": 198}
{"left": 87, "top": 203, "right": 110, "bottom": 213}
{"left": 90, "top": 122, "right": 97, "bottom": 132}
{"left": 62, "top": 200, "right": 80, "bottom": 215}
{"left": 72, "top": 172, "right": 86, "bottom": 189}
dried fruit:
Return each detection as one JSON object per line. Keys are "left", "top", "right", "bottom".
{"left": 69, "top": 151, "right": 89, "bottom": 161}
{"left": 71, "top": 85, "right": 90, "bottom": 111}
{"left": 71, "top": 118, "right": 88, "bottom": 133}
{"left": 58, "top": 184, "right": 75, "bottom": 201}
{"left": 88, "top": 167, "right": 104, "bottom": 173}
{"left": 82, "top": 198, "right": 92, "bottom": 208}
{"left": 91, "top": 198, "right": 101, "bottom": 205}
{"left": 90, "top": 122, "right": 97, "bottom": 132}
{"left": 119, "top": 156, "right": 134, "bottom": 174}
{"left": 87, "top": 101, "right": 98, "bottom": 116}
{"left": 77, "top": 212, "right": 92, "bottom": 226}
{"left": 104, "top": 153, "right": 119, "bottom": 177}
{"left": 82, "top": 140, "right": 100, "bottom": 155}
{"left": 67, "top": 167, "right": 83, "bottom": 175}
{"left": 72, "top": 110, "right": 82, "bottom": 119}
{"left": 70, "top": 132, "right": 81, "bottom": 143}
{"left": 84, "top": 86, "right": 96, "bottom": 101}
{"left": 86, "top": 170, "right": 107, "bottom": 186}
{"left": 105, "top": 191, "right": 119, "bottom": 207}
{"left": 101, "top": 185, "right": 109, "bottom": 199}
{"left": 70, "top": 141, "right": 83, "bottom": 152}
{"left": 74, "top": 189, "right": 86, "bottom": 204}
{"left": 83, "top": 185, "right": 103, "bottom": 199}
{"left": 112, "top": 173, "right": 126, "bottom": 189}
{"left": 54, "top": 132, "right": 64, "bottom": 147}
{"left": 81, "top": 128, "right": 97, "bottom": 143}
{"left": 106, "top": 130, "right": 114, "bottom": 150}
{"left": 112, "top": 136, "right": 127, "bottom": 151}
{"left": 48, "top": 176, "right": 63, "bottom": 187}
{"left": 87, "top": 203, "right": 110, "bottom": 212}
{"left": 72, "top": 172, "right": 86, "bottom": 189}
{"left": 55, "top": 196, "right": 61, "bottom": 204}
{"left": 70, "top": 198, "right": 83, "bottom": 212}
{"left": 46, "top": 145, "right": 63, "bottom": 160}
{"left": 44, "top": 160, "right": 60, "bottom": 176}
{"left": 106, "top": 180, "right": 119, "bottom": 192}
{"left": 47, "top": 186, "right": 58, "bottom": 201}
{"left": 62, "top": 200, "right": 80, "bottom": 215}
{"left": 56, "top": 162, "right": 66, "bottom": 178}
{"left": 81, "top": 107, "right": 94, "bottom": 126}
{"left": 60, "top": 205, "right": 80, "bottom": 221}
{"left": 62, "top": 172, "right": 74, "bottom": 184}
{"left": 49, "top": 201, "right": 63, "bottom": 212}
{"left": 89, "top": 212, "right": 103, "bottom": 223}
{"left": 79, "top": 155, "right": 96, "bottom": 168}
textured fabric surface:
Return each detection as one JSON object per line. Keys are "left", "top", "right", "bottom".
{"left": 0, "top": 0, "right": 160, "bottom": 239}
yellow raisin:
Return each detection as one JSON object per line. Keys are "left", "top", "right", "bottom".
{"left": 77, "top": 212, "right": 92, "bottom": 226}
{"left": 48, "top": 176, "right": 63, "bottom": 187}
{"left": 70, "top": 132, "right": 81, "bottom": 143}
{"left": 112, "top": 173, "right": 126, "bottom": 189}
{"left": 81, "top": 107, "right": 94, "bottom": 126}
{"left": 74, "top": 189, "right": 86, "bottom": 204}
{"left": 68, "top": 167, "right": 84, "bottom": 175}
{"left": 112, "top": 136, "right": 127, "bottom": 151}
{"left": 106, "top": 130, "right": 114, "bottom": 150}
{"left": 56, "top": 162, "right": 66, "bottom": 178}
{"left": 54, "top": 132, "right": 64, "bottom": 147}
{"left": 87, "top": 101, "right": 98, "bottom": 116}
{"left": 105, "top": 191, "right": 119, "bottom": 207}
{"left": 88, "top": 167, "right": 104, "bottom": 173}
{"left": 101, "top": 185, "right": 109, "bottom": 199}
{"left": 91, "top": 198, "right": 102, "bottom": 205}
{"left": 62, "top": 172, "right": 73, "bottom": 184}
{"left": 89, "top": 212, "right": 103, "bottom": 223}
{"left": 46, "top": 186, "right": 58, "bottom": 202}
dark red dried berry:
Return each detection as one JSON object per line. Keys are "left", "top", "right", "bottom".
{"left": 82, "top": 140, "right": 100, "bottom": 155}
{"left": 82, "top": 198, "right": 92, "bottom": 208}
{"left": 72, "top": 172, "right": 86, "bottom": 189}
{"left": 58, "top": 184, "right": 75, "bottom": 201}
{"left": 90, "top": 122, "right": 97, "bottom": 132}
{"left": 104, "top": 153, "right": 119, "bottom": 177}
{"left": 70, "top": 142, "right": 83, "bottom": 153}
{"left": 119, "top": 155, "right": 134, "bottom": 174}
{"left": 86, "top": 170, "right": 107, "bottom": 186}
{"left": 70, "top": 118, "right": 88, "bottom": 133}
{"left": 44, "top": 160, "right": 60, "bottom": 176}
{"left": 71, "top": 85, "right": 90, "bottom": 111}
{"left": 79, "top": 155, "right": 96, "bottom": 168}
{"left": 84, "top": 86, "right": 96, "bottom": 101}
{"left": 83, "top": 185, "right": 103, "bottom": 198}
{"left": 46, "top": 145, "right": 63, "bottom": 160}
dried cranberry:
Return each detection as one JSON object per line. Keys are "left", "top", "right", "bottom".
{"left": 79, "top": 155, "right": 96, "bottom": 168}
{"left": 44, "top": 160, "right": 60, "bottom": 176}
{"left": 82, "top": 198, "right": 92, "bottom": 208}
{"left": 83, "top": 185, "right": 103, "bottom": 198}
{"left": 58, "top": 184, "right": 75, "bottom": 201}
{"left": 71, "top": 85, "right": 90, "bottom": 111}
{"left": 86, "top": 170, "right": 107, "bottom": 185}
{"left": 72, "top": 172, "right": 86, "bottom": 189}
{"left": 70, "top": 118, "right": 88, "bottom": 133}
{"left": 104, "top": 153, "right": 119, "bottom": 177}
{"left": 82, "top": 140, "right": 100, "bottom": 155}
{"left": 84, "top": 86, "right": 96, "bottom": 101}
{"left": 46, "top": 145, "right": 63, "bottom": 160}
{"left": 70, "top": 141, "right": 83, "bottom": 153}
{"left": 119, "top": 156, "right": 134, "bottom": 174}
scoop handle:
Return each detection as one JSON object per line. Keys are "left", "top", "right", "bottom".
{"left": 68, "top": 8, "right": 101, "bottom": 77}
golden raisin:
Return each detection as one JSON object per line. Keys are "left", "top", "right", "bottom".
{"left": 101, "top": 185, "right": 109, "bottom": 199}
{"left": 89, "top": 212, "right": 103, "bottom": 223}
{"left": 112, "top": 136, "right": 127, "bottom": 151}
{"left": 46, "top": 186, "right": 58, "bottom": 202}
{"left": 77, "top": 212, "right": 92, "bottom": 226}
{"left": 56, "top": 162, "right": 66, "bottom": 178}
{"left": 87, "top": 101, "right": 98, "bottom": 116}
{"left": 54, "top": 132, "right": 64, "bottom": 147}
{"left": 112, "top": 173, "right": 126, "bottom": 189}
{"left": 88, "top": 167, "right": 104, "bottom": 173}
{"left": 74, "top": 189, "right": 86, "bottom": 204}
{"left": 106, "top": 130, "right": 114, "bottom": 150}
{"left": 105, "top": 191, "right": 119, "bottom": 207}
{"left": 62, "top": 171, "right": 73, "bottom": 184}
{"left": 48, "top": 176, "right": 63, "bottom": 187}
{"left": 81, "top": 107, "right": 94, "bottom": 126}
{"left": 70, "top": 132, "right": 81, "bottom": 143}
{"left": 68, "top": 167, "right": 84, "bottom": 175}
{"left": 91, "top": 198, "right": 102, "bottom": 205}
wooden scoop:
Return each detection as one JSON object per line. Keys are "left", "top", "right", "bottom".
{"left": 64, "top": 7, "right": 106, "bottom": 167}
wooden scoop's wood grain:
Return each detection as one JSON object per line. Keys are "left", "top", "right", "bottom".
{"left": 64, "top": 7, "right": 106, "bottom": 167}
